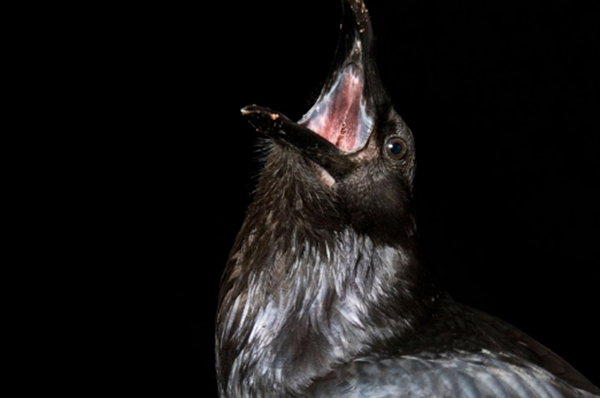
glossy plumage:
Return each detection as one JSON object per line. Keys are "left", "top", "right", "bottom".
{"left": 216, "top": 1, "right": 599, "bottom": 397}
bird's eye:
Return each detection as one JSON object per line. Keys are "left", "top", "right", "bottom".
{"left": 386, "top": 137, "right": 407, "bottom": 159}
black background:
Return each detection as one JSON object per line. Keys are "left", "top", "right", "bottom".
{"left": 122, "top": 0, "right": 599, "bottom": 395}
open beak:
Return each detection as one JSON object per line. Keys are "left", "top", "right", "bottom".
{"left": 241, "top": 0, "right": 387, "bottom": 178}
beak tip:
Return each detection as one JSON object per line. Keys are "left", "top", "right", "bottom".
{"left": 241, "top": 105, "right": 282, "bottom": 122}
{"left": 240, "top": 105, "right": 256, "bottom": 116}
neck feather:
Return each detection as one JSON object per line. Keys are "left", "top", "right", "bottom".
{"left": 216, "top": 146, "right": 434, "bottom": 397}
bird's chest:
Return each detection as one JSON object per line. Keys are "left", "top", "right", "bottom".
{"left": 219, "top": 233, "right": 411, "bottom": 397}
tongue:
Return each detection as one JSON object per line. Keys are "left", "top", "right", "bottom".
{"left": 299, "top": 65, "right": 372, "bottom": 153}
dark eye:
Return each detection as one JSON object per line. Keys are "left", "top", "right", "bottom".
{"left": 386, "top": 137, "right": 407, "bottom": 159}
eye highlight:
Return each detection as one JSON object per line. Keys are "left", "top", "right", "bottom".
{"left": 385, "top": 137, "right": 407, "bottom": 159}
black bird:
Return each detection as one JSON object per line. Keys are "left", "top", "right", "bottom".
{"left": 216, "top": 1, "right": 599, "bottom": 396}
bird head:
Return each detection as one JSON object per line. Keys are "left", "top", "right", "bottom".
{"left": 242, "top": 0, "right": 416, "bottom": 245}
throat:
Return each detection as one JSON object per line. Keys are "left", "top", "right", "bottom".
{"left": 217, "top": 227, "right": 432, "bottom": 397}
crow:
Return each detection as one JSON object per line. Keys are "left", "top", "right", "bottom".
{"left": 216, "top": 0, "right": 599, "bottom": 396}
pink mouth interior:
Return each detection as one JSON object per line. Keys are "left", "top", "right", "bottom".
{"left": 299, "top": 66, "right": 372, "bottom": 152}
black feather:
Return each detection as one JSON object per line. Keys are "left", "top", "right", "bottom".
{"left": 216, "top": 1, "right": 599, "bottom": 397}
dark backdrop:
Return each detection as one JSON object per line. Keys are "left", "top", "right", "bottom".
{"left": 122, "top": 0, "right": 599, "bottom": 395}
